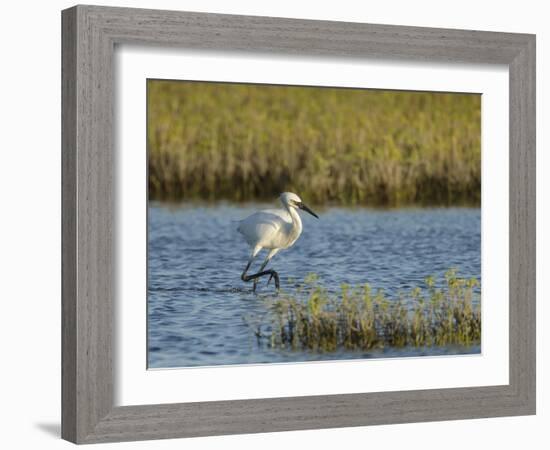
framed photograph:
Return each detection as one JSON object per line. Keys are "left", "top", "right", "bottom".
{"left": 61, "top": 5, "right": 536, "bottom": 444}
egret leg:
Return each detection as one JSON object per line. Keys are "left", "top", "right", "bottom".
{"left": 252, "top": 249, "right": 279, "bottom": 292}
{"left": 242, "top": 269, "right": 280, "bottom": 292}
{"left": 241, "top": 248, "right": 280, "bottom": 293}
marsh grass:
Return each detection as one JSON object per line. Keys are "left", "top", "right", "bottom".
{"left": 148, "top": 81, "right": 481, "bottom": 206}
{"left": 248, "top": 269, "right": 480, "bottom": 352}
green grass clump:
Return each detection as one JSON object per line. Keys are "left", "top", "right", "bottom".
{"left": 148, "top": 80, "right": 481, "bottom": 206}
{"left": 251, "top": 269, "right": 481, "bottom": 352}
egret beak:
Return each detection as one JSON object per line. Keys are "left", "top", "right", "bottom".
{"left": 298, "top": 202, "right": 319, "bottom": 219}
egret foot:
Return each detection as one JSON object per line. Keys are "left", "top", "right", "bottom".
{"left": 267, "top": 271, "right": 280, "bottom": 290}
{"left": 242, "top": 269, "right": 280, "bottom": 293}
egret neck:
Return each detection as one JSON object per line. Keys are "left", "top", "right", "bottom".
{"left": 284, "top": 200, "right": 303, "bottom": 247}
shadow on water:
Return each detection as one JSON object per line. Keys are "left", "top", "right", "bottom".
{"left": 151, "top": 286, "right": 254, "bottom": 294}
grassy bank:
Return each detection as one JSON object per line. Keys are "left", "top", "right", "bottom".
{"left": 247, "top": 269, "right": 481, "bottom": 352}
{"left": 148, "top": 80, "right": 481, "bottom": 206}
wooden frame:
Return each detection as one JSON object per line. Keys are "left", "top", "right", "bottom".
{"left": 61, "top": 4, "right": 536, "bottom": 444}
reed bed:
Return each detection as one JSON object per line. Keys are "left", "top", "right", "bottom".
{"left": 148, "top": 80, "right": 481, "bottom": 206}
{"left": 248, "top": 269, "right": 481, "bottom": 352}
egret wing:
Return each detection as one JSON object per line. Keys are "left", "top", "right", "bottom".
{"left": 237, "top": 209, "right": 291, "bottom": 249}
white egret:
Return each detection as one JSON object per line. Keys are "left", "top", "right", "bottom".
{"left": 238, "top": 192, "right": 319, "bottom": 292}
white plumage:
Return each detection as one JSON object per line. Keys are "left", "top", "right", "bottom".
{"left": 238, "top": 208, "right": 301, "bottom": 250}
{"left": 237, "top": 192, "right": 318, "bottom": 292}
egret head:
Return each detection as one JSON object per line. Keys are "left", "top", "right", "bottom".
{"left": 279, "top": 192, "right": 319, "bottom": 219}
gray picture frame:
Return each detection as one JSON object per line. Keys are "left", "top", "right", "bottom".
{"left": 61, "top": 4, "right": 536, "bottom": 444}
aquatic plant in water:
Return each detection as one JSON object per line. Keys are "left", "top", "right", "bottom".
{"left": 247, "top": 269, "right": 481, "bottom": 352}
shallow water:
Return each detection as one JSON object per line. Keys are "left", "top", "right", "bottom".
{"left": 148, "top": 203, "right": 481, "bottom": 368}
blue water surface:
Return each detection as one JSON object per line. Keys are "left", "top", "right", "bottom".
{"left": 148, "top": 203, "right": 481, "bottom": 368}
